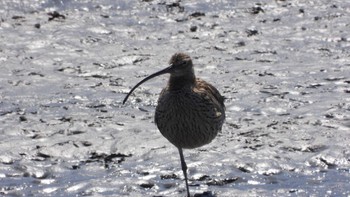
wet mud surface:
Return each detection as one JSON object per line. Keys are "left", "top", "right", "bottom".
{"left": 0, "top": 0, "right": 349, "bottom": 196}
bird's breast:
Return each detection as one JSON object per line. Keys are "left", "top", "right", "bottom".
{"left": 154, "top": 88, "right": 225, "bottom": 149}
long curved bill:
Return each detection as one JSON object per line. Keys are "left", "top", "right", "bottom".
{"left": 122, "top": 65, "right": 173, "bottom": 104}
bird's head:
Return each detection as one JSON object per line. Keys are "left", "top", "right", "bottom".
{"left": 168, "top": 53, "right": 194, "bottom": 77}
{"left": 122, "top": 52, "right": 194, "bottom": 104}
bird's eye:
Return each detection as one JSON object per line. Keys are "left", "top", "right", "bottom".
{"left": 179, "top": 60, "right": 186, "bottom": 66}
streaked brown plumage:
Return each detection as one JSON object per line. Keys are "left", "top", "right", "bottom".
{"left": 123, "top": 53, "right": 225, "bottom": 197}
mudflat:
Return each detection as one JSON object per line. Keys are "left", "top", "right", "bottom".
{"left": 0, "top": 0, "right": 349, "bottom": 196}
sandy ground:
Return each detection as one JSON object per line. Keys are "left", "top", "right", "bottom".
{"left": 0, "top": 0, "right": 349, "bottom": 196}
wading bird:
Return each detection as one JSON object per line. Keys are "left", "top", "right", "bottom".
{"left": 123, "top": 53, "right": 225, "bottom": 197}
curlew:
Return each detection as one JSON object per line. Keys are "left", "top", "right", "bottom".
{"left": 123, "top": 53, "right": 225, "bottom": 197}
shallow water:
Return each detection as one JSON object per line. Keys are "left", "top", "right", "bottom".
{"left": 0, "top": 0, "right": 349, "bottom": 196}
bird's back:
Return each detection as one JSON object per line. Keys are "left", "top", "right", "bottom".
{"left": 155, "top": 78, "right": 225, "bottom": 149}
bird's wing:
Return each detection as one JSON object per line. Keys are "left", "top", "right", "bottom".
{"left": 194, "top": 78, "right": 225, "bottom": 110}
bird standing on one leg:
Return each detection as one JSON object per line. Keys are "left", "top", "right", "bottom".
{"left": 123, "top": 53, "right": 225, "bottom": 197}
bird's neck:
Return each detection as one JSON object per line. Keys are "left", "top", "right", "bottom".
{"left": 168, "top": 73, "right": 196, "bottom": 91}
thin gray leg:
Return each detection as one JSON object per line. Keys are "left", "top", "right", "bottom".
{"left": 178, "top": 148, "right": 190, "bottom": 197}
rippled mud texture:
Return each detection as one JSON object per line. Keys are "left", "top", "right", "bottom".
{"left": 0, "top": 0, "right": 349, "bottom": 196}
